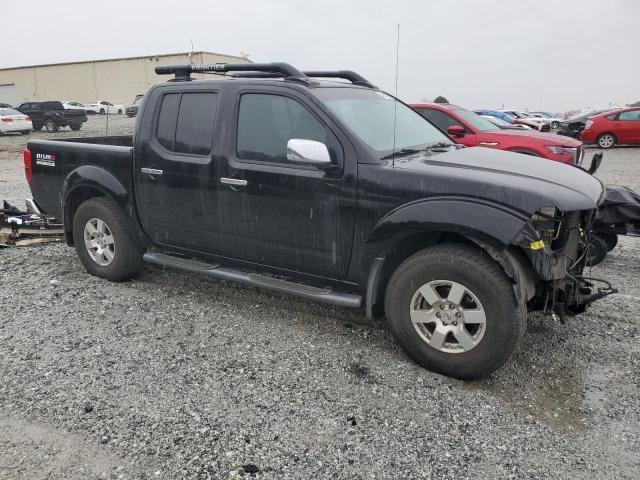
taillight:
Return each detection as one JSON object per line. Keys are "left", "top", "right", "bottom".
{"left": 24, "top": 149, "right": 32, "bottom": 184}
{"left": 1, "top": 117, "right": 13, "bottom": 123}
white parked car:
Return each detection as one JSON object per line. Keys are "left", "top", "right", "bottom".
{"left": 527, "top": 112, "right": 563, "bottom": 129}
{"left": 84, "top": 101, "right": 125, "bottom": 115}
{"left": 0, "top": 107, "right": 32, "bottom": 135}
{"left": 498, "top": 110, "right": 548, "bottom": 131}
{"left": 63, "top": 101, "right": 87, "bottom": 111}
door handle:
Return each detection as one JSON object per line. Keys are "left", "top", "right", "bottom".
{"left": 141, "top": 167, "right": 163, "bottom": 177}
{"left": 220, "top": 177, "right": 248, "bottom": 186}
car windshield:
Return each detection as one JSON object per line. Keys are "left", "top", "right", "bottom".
{"left": 313, "top": 87, "right": 451, "bottom": 155}
{"left": 453, "top": 108, "right": 499, "bottom": 132}
{"left": 0, "top": 108, "right": 21, "bottom": 116}
{"left": 483, "top": 115, "right": 510, "bottom": 127}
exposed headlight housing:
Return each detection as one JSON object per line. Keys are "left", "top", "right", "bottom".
{"left": 545, "top": 145, "right": 565, "bottom": 155}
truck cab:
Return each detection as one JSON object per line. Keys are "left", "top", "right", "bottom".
{"left": 23, "top": 62, "right": 613, "bottom": 379}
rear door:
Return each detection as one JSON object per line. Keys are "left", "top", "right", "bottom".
{"left": 615, "top": 109, "right": 640, "bottom": 143}
{"left": 216, "top": 87, "right": 357, "bottom": 280}
{"left": 134, "top": 86, "right": 225, "bottom": 253}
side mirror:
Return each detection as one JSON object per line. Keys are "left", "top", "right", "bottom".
{"left": 447, "top": 125, "right": 466, "bottom": 137}
{"left": 286, "top": 139, "right": 331, "bottom": 167}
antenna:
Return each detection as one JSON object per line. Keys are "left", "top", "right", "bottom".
{"left": 391, "top": 23, "right": 400, "bottom": 167}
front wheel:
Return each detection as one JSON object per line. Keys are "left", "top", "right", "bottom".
{"left": 597, "top": 133, "right": 616, "bottom": 149}
{"left": 585, "top": 236, "right": 608, "bottom": 267}
{"left": 551, "top": 121, "right": 560, "bottom": 129}
{"left": 73, "top": 197, "right": 143, "bottom": 281}
{"left": 99, "top": 108, "right": 105, "bottom": 115}
{"left": 117, "top": 109, "right": 122, "bottom": 114}
{"left": 385, "top": 244, "right": 525, "bottom": 379}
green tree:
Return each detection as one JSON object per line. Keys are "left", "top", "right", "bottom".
{"left": 433, "top": 96, "right": 450, "bottom": 104}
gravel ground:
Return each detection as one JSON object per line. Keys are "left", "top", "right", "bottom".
{"left": 1, "top": 118, "right": 639, "bottom": 479}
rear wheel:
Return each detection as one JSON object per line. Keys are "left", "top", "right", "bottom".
{"left": 72, "top": 197, "right": 143, "bottom": 281}
{"left": 44, "top": 119, "right": 58, "bottom": 133}
{"left": 600, "top": 233, "right": 618, "bottom": 252}
{"left": 384, "top": 244, "right": 525, "bottom": 379}
{"left": 117, "top": 109, "right": 122, "bottom": 114}
{"left": 69, "top": 123, "right": 82, "bottom": 131}
{"left": 99, "top": 108, "right": 105, "bottom": 114}
{"left": 551, "top": 121, "right": 560, "bottom": 129}
{"left": 597, "top": 133, "right": 616, "bottom": 149}
{"left": 32, "top": 123, "right": 43, "bottom": 131}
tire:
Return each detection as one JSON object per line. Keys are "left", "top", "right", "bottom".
{"left": 99, "top": 108, "right": 105, "bottom": 115}
{"left": 69, "top": 123, "right": 82, "bottom": 131}
{"left": 597, "top": 133, "right": 616, "bottom": 149}
{"left": 32, "top": 123, "right": 43, "bottom": 131}
{"left": 585, "top": 236, "right": 608, "bottom": 267}
{"left": 384, "top": 244, "right": 525, "bottom": 379}
{"left": 21, "top": 130, "right": 31, "bottom": 135}
{"left": 44, "top": 119, "right": 58, "bottom": 133}
{"left": 600, "top": 233, "right": 618, "bottom": 252}
{"left": 72, "top": 197, "right": 143, "bottom": 282}
{"left": 117, "top": 109, "right": 122, "bottom": 114}
{"left": 551, "top": 121, "right": 560, "bottom": 129}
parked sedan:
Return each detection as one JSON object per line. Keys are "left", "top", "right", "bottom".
{"left": 499, "top": 110, "right": 550, "bottom": 131}
{"left": 411, "top": 103, "right": 583, "bottom": 164}
{"left": 62, "top": 101, "right": 86, "bottom": 111}
{"left": 0, "top": 102, "right": 13, "bottom": 108}
{"left": 529, "top": 112, "right": 562, "bottom": 129}
{"left": 0, "top": 108, "right": 32, "bottom": 135}
{"left": 581, "top": 107, "right": 640, "bottom": 148}
{"left": 481, "top": 115, "right": 532, "bottom": 130}
{"left": 84, "top": 101, "right": 125, "bottom": 115}
{"left": 125, "top": 96, "right": 143, "bottom": 117}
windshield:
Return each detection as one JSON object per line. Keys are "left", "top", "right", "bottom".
{"left": 313, "top": 87, "right": 451, "bottom": 155}
{"left": 482, "top": 115, "right": 509, "bottom": 127}
{"left": 453, "top": 108, "right": 499, "bottom": 132}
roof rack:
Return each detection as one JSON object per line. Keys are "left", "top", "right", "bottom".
{"left": 154, "top": 62, "right": 308, "bottom": 84}
{"left": 232, "top": 69, "right": 375, "bottom": 88}
{"left": 155, "top": 62, "right": 376, "bottom": 88}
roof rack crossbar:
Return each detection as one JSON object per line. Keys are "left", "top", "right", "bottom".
{"left": 302, "top": 70, "right": 375, "bottom": 88}
{"left": 155, "top": 62, "right": 309, "bottom": 83}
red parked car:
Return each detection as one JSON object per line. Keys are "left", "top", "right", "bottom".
{"left": 581, "top": 107, "right": 640, "bottom": 149}
{"left": 411, "top": 103, "right": 584, "bottom": 165}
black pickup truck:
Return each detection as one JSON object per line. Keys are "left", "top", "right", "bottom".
{"left": 17, "top": 101, "right": 87, "bottom": 132}
{"left": 23, "top": 62, "right": 613, "bottom": 378}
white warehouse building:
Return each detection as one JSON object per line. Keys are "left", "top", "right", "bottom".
{"left": 0, "top": 51, "right": 250, "bottom": 106}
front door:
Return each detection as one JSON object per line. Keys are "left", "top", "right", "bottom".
{"left": 135, "top": 87, "right": 225, "bottom": 254}
{"left": 217, "top": 89, "right": 356, "bottom": 280}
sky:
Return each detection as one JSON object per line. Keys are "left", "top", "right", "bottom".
{"left": 1, "top": 0, "right": 638, "bottom": 113}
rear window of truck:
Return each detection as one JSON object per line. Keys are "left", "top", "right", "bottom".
{"left": 156, "top": 92, "right": 219, "bottom": 156}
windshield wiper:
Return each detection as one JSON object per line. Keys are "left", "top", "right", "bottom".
{"left": 423, "top": 142, "right": 454, "bottom": 150}
{"left": 380, "top": 148, "right": 422, "bottom": 160}
{"left": 380, "top": 143, "right": 455, "bottom": 161}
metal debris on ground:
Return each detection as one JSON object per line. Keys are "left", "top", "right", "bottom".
{"left": 0, "top": 200, "right": 63, "bottom": 247}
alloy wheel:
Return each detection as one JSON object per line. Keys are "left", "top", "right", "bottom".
{"left": 83, "top": 218, "right": 115, "bottom": 266}
{"left": 410, "top": 280, "right": 487, "bottom": 353}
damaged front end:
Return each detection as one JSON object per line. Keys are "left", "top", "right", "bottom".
{"left": 513, "top": 206, "right": 616, "bottom": 322}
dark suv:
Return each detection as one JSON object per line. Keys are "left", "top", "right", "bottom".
{"left": 16, "top": 101, "right": 87, "bottom": 132}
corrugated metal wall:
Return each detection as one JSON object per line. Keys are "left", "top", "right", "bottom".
{"left": 0, "top": 52, "right": 249, "bottom": 105}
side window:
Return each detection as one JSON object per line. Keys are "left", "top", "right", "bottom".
{"left": 156, "top": 94, "right": 180, "bottom": 151}
{"left": 174, "top": 93, "right": 219, "bottom": 155}
{"left": 419, "top": 109, "right": 460, "bottom": 131}
{"left": 618, "top": 110, "right": 640, "bottom": 121}
{"left": 237, "top": 93, "right": 327, "bottom": 164}
{"left": 155, "top": 92, "right": 218, "bottom": 155}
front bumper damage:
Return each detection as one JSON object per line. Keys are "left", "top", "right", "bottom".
{"left": 513, "top": 207, "right": 617, "bottom": 322}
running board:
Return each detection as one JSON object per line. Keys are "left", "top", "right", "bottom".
{"left": 143, "top": 252, "right": 362, "bottom": 308}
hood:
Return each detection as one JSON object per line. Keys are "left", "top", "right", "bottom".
{"left": 491, "top": 128, "right": 582, "bottom": 147}
{"left": 393, "top": 146, "right": 603, "bottom": 213}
